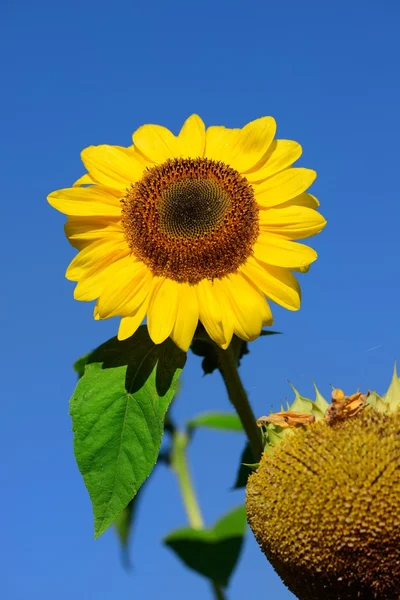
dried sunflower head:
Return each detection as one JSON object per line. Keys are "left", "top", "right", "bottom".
{"left": 246, "top": 369, "right": 400, "bottom": 600}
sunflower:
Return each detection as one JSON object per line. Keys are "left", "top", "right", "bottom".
{"left": 48, "top": 115, "right": 326, "bottom": 352}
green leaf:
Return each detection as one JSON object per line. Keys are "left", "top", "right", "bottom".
{"left": 70, "top": 327, "right": 186, "bottom": 538}
{"left": 164, "top": 506, "right": 246, "bottom": 587}
{"left": 113, "top": 447, "right": 172, "bottom": 567}
{"left": 233, "top": 442, "right": 255, "bottom": 488}
{"left": 187, "top": 412, "right": 243, "bottom": 432}
{"left": 259, "top": 330, "right": 282, "bottom": 337}
{"left": 190, "top": 338, "right": 219, "bottom": 375}
{"left": 191, "top": 329, "right": 280, "bottom": 375}
{"left": 114, "top": 495, "right": 139, "bottom": 568}
{"left": 73, "top": 352, "right": 91, "bottom": 379}
{"left": 114, "top": 436, "right": 172, "bottom": 567}
{"left": 114, "top": 497, "right": 136, "bottom": 549}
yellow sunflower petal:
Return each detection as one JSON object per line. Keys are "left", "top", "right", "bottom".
{"left": 132, "top": 124, "right": 181, "bottom": 163}
{"left": 178, "top": 114, "right": 205, "bottom": 158}
{"left": 147, "top": 278, "right": 180, "bottom": 345}
{"left": 213, "top": 279, "right": 235, "bottom": 348}
{"left": 224, "top": 274, "right": 273, "bottom": 340}
{"left": 118, "top": 300, "right": 150, "bottom": 340}
{"left": 241, "top": 257, "right": 301, "bottom": 311}
{"left": 81, "top": 145, "right": 145, "bottom": 191}
{"left": 245, "top": 140, "right": 302, "bottom": 182}
{"left": 94, "top": 303, "right": 100, "bottom": 320}
{"left": 255, "top": 168, "right": 316, "bottom": 208}
{"left": 259, "top": 206, "right": 327, "bottom": 239}
{"left": 253, "top": 232, "right": 317, "bottom": 268}
{"left": 279, "top": 192, "right": 320, "bottom": 209}
{"left": 73, "top": 173, "right": 96, "bottom": 187}
{"left": 293, "top": 265, "right": 310, "bottom": 273}
{"left": 204, "top": 125, "right": 235, "bottom": 159}
{"left": 197, "top": 279, "right": 233, "bottom": 349}
{"left": 205, "top": 116, "right": 276, "bottom": 172}
{"left": 131, "top": 145, "right": 154, "bottom": 166}
{"left": 48, "top": 186, "right": 122, "bottom": 217}
{"left": 170, "top": 283, "right": 199, "bottom": 352}
{"left": 64, "top": 217, "right": 123, "bottom": 249}
{"left": 49, "top": 114, "right": 326, "bottom": 345}
{"left": 66, "top": 238, "right": 128, "bottom": 281}
{"left": 96, "top": 260, "right": 153, "bottom": 318}
{"left": 73, "top": 254, "right": 133, "bottom": 301}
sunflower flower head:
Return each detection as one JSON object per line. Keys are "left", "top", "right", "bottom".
{"left": 246, "top": 369, "right": 400, "bottom": 600}
{"left": 48, "top": 115, "right": 326, "bottom": 351}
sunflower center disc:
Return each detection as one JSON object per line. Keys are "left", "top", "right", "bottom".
{"left": 159, "top": 178, "right": 230, "bottom": 238}
{"left": 121, "top": 157, "right": 259, "bottom": 284}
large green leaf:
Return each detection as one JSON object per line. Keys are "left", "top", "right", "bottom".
{"left": 73, "top": 352, "right": 91, "bottom": 379}
{"left": 187, "top": 412, "right": 243, "bottom": 432}
{"left": 164, "top": 506, "right": 247, "bottom": 587}
{"left": 70, "top": 327, "right": 186, "bottom": 538}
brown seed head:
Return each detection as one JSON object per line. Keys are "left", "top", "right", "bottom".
{"left": 246, "top": 408, "right": 400, "bottom": 599}
{"left": 121, "top": 157, "right": 259, "bottom": 284}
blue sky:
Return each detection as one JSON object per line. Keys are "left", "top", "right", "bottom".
{"left": 2, "top": 0, "right": 399, "bottom": 598}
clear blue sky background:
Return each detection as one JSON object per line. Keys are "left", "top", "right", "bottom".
{"left": 2, "top": 0, "right": 399, "bottom": 598}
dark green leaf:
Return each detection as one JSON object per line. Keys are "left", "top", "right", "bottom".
{"left": 233, "top": 442, "right": 256, "bottom": 489}
{"left": 114, "top": 494, "right": 139, "bottom": 568}
{"left": 187, "top": 412, "right": 243, "bottom": 432}
{"left": 70, "top": 327, "right": 186, "bottom": 538}
{"left": 259, "top": 330, "right": 281, "bottom": 337}
{"left": 164, "top": 506, "right": 246, "bottom": 587}
{"left": 73, "top": 352, "right": 91, "bottom": 379}
{"left": 190, "top": 338, "right": 219, "bottom": 375}
{"left": 114, "top": 441, "right": 172, "bottom": 567}
{"left": 191, "top": 330, "right": 280, "bottom": 376}
{"left": 115, "top": 497, "right": 136, "bottom": 548}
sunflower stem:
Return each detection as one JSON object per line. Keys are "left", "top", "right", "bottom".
{"left": 216, "top": 345, "right": 263, "bottom": 461}
{"left": 171, "top": 430, "right": 204, "bottom": 530}
{"left": 211, "top": 581, "right": 227, "bottom": 600}
{"left": 171, "top": 430, "right": 227, "bottom": 600}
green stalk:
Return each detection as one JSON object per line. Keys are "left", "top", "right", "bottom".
{"left": 171, "top": 430, "right": 227, "bottom": 600}
{"left": 216, "top": 344, "right": 263, "bottom": 461}
{"left": 211, "top": 581, "right": 227, "bottom": 600}
{"left": 171, "top": 430, "right": 204, "bottom": 530}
